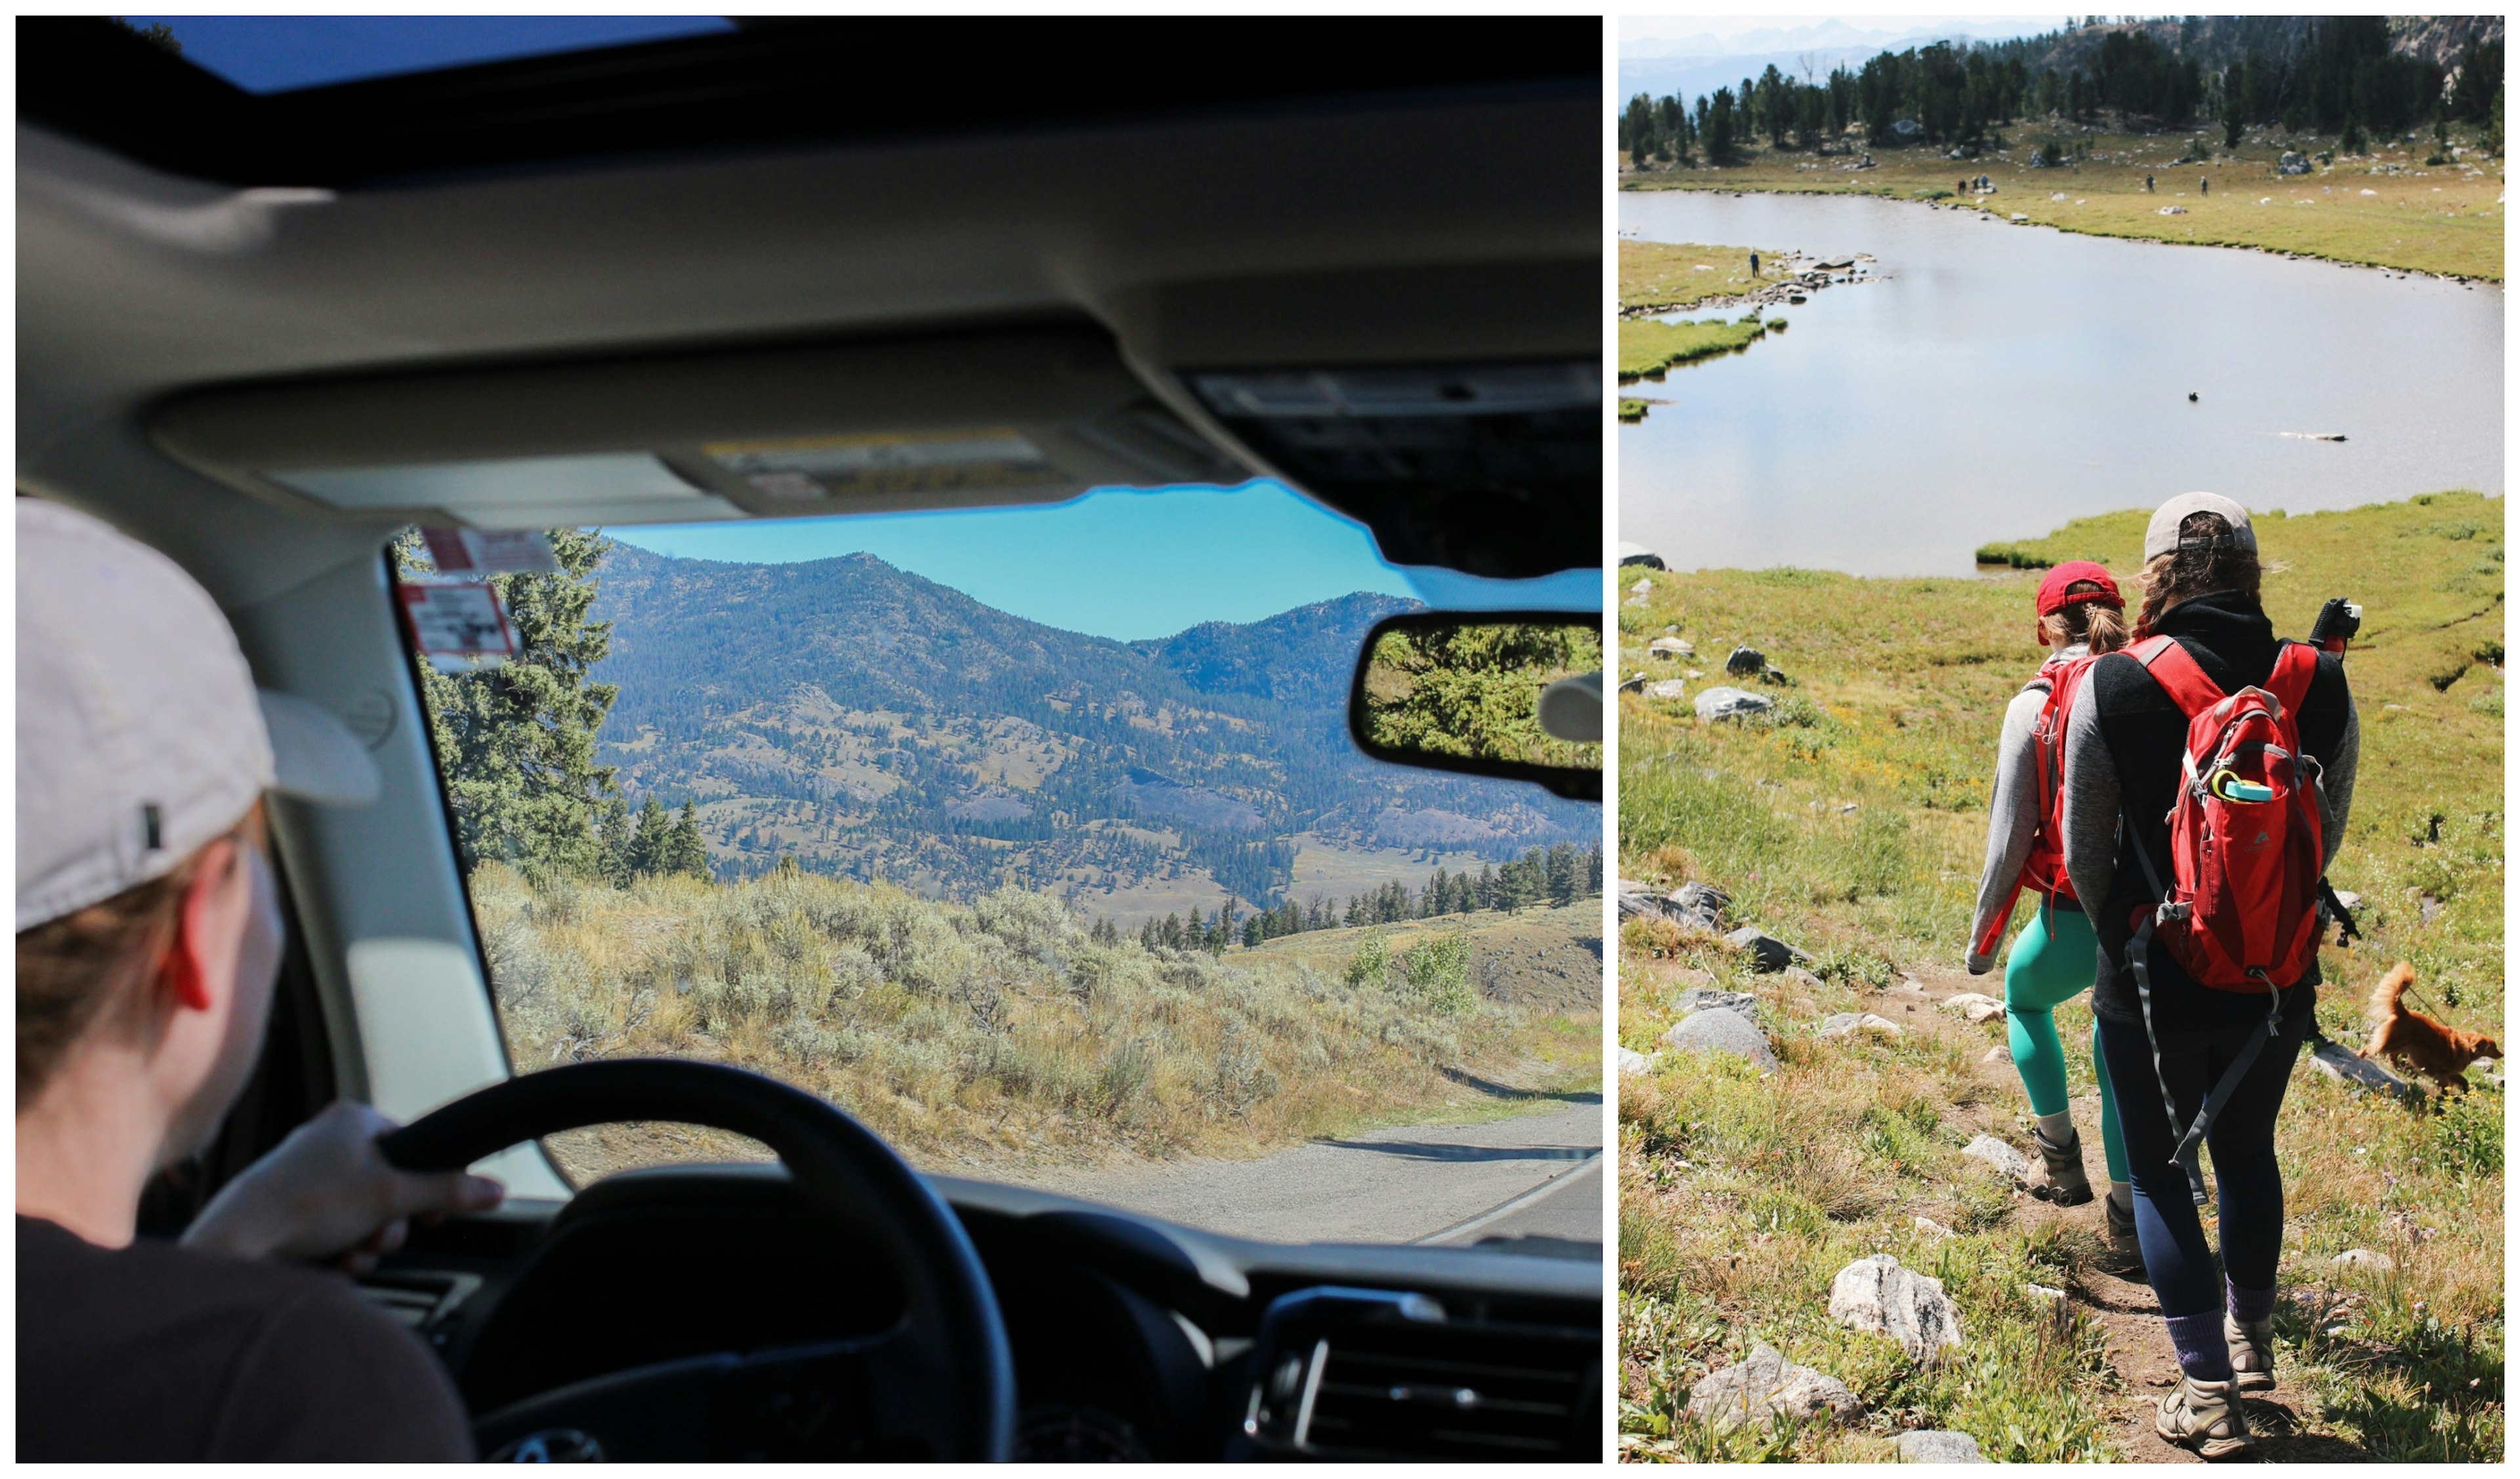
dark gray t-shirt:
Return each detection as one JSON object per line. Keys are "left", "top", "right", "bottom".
{"left": 16, "top": 1215, "right": 472, "bottom": 1461}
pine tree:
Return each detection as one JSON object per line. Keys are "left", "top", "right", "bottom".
{"left": 627, "top": 795, "right": 673, "bottom": 877}
{"left": 664, "top": 801, "right": 711, "bottom": 880}
{"left": 399, "top": 528, "right": 624, "bottom": 886}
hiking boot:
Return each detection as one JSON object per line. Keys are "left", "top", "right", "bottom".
{"left": 2029, "top": 1123, "right": 2094, "bottom": 1206}
{"left": 2226, "top": 1311, "right": 2277, "bottom": 1394}
{"left": 2095, "top": 1190, "right": 2147, "bottom": 1278}
{"left": 2156, "top": 1375, "right": 2255, "bottom": 1460}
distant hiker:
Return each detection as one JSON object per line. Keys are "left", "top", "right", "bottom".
{"left": 2061, "top": 493, "right": 2359, "bottom": 1460}
{"left": 2145, "top": 173, "right": 2154, "bottom": 192}
{"left": 1748, "top": 251, "right": 1759, "bottom": 277}
{"left": 1967, "top": 562, "right": 2137, "bottom": 1274}
{"left": 2200, "top": 176, "right": 2210, "bottom": 196}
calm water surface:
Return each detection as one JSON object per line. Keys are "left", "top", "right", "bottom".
{"left": 1620, "top": 192, "right": 2504, "bottom": 574}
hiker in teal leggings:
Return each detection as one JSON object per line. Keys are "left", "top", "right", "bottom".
{"left": 1966, "top": 562, "right": 2141, "bottom": 1271}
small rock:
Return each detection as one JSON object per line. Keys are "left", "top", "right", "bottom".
{"left": 1829, "top": 1253, "right": 1964, "bottom": 1360}
{"left": 1941, "top": 992, "right": 2006, "bottom": 1025}
{"left": 1726, "top": 927, "right": 1809, "bottom": 973}
{"left": 2278, "top": 150, "right": 2311, "bottom": 176}
{"left": 1668, "top": 881, "right": 1731, "bottom": 930}
{"left": 1617, "top": 1047, "right": 1654, "bottom": 1075}
{"left": 1725, "top": 646, "right": 1768, "bottom": 677}
{"left": 1662, "top": 1008, "right": 1778, "bottom": 1073}
{"left": 1629, "top": 579, "right": 1653, "bottom": 596}
{"left": 2025, "top": 1283, "right": 2065, "bottom": 1302}
{"left": 1643, "top": 679, "right": 1689, "bottom": 700}
{"left": 1816, "top": 1012, "right": 1904, "bottom": 1041}
{"left": 2332, "top": 890, "right": 2362, "bottom": 912}
{"left": 1687, "top": 1341, "right": 1864, "bottom": 1430}
{"left": 1695, "top": 686, "right": 1774, "bottom": 722}
{"left": 2420, "top": 893, "right": 2444, "bottom": 924}
{"left": 1981, "top": 1044, "right": 2012, "bottom": 1065}
{"left": 1962, "top": 1135, "right": 2032, "bottom": 1183}
{"left": 1780, "top": 965, "right": 1825, "bottom": 992}
{"left": 1672, "top": 986, "right": 1763, "bottom": 1021}
{"left": 1648, "top": 636, "right": 1689, "bottom": 661}
{"left": 1896, "top": 1430, "right": 1985, "bottom": 1463}
{"left": 2332, "top": 1248, "right": 2395, "bottom": 1271}
{"left": 1913, "top": 1217, "right": 1954, "bottom": 1239}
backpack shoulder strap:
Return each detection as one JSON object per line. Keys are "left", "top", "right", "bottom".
{"left": 2131, "top": 635, "right": 2225, "bottom": 718}
{"left": 2265, "top": 640, "right": 2319, "bottom": 719}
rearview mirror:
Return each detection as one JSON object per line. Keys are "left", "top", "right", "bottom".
{"left": 1347, "top": 611, "right": 1603, "bottom": 801}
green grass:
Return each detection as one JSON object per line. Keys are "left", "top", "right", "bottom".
{"left": 1618, "top": 492, "right": 2504, "bottom": 1461}
{"left": 1618, "top": 398, "right": 1651, "bottom": 424}
{"left": 1620, "top": 239, "right": 1782, "bottom": 311}
{"left": 1619, "top": 316, "right": 1769, "bottom": 382}
{"left": 1623, "top": 125, "right": 2504, "bottom": 281}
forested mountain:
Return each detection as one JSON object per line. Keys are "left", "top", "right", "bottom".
{"left": 587, "top": 543, "right": 1592, "bottom": 908}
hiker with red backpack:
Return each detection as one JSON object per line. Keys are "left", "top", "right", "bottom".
{"left": 2061, "top": 493, "right": 2359, "bottom": 1459}
{"left": 1967, "top": 562, "right": 2139, "bottom": 1272}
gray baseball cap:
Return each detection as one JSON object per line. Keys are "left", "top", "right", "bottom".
{"left": 2144, "top": 491, "right": 2257, "bottom": 562}
{"left": 16, "top": 499, "right": 379, "bottom": 932}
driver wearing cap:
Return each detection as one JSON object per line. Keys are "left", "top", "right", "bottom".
{"left": 17, "top": 500, "right": 503, "bottom": 1460}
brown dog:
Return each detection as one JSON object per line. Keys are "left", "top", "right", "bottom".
{"left": 2360, "top": 961, "right": 2502, "bottom": 1096}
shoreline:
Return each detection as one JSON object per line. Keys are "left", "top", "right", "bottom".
{"left": 1626, "top": 180, "right": 2504, "bottom": 286}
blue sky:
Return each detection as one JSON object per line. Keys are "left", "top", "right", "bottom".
{"left": 129, "top": 16, "right": 732, "bottom": 93}
{"left": 612, "top": 482, "right": 1598, "bottom": 641}
{"left": 614, "top": 482, "right": 1411, "bottom": 642}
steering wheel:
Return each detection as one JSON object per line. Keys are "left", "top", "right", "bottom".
{"left": 378, "top": 1058, "right": 1016, "bottom": 1461}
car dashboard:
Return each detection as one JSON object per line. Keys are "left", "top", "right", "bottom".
{"left": 364, "top": 1163, "right": 1601, "bottom": 1462}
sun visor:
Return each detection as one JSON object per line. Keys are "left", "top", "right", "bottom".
{"left": 1112, "top": 262, "right": 1601, "bottom": 581}
{"left": 148, "top": 325, "right": 1252, "bottom": 530}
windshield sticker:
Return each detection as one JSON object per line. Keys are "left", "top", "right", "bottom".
{"left": 419, "top": 527, "right": 562, "bottom": 576}
{"left": 398, "top": 581, "right": 519, "bottom": 670}
{"left": 704, "top": 430, "right": 1059, "bottom": 499}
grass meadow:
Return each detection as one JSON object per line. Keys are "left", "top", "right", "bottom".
{"left": 1616, "top": 491, "right": 2504, "bottom": 1460}
{"left": 470, "top": 864, "right": 1597, "bottom": 1183}
{"left": 1624, "top": 125, "right": 2504, "bottom": 281}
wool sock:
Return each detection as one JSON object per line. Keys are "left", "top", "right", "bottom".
{"left": 2226, "top": 1277, "right": 2277, "bottom": 1326}
{"left": 2036, "top": 1111, "right": 2076, "bottom": 1148}
{"left": 2110, "top": 1180, "right": 2134, "bottom": 1215}
{"left": 2164, "top": 1311, "right": 2236, "bottom": 1382}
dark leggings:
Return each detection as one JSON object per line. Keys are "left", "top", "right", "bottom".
{"left": 2095, "top": 1003, "right": 2309, "bottom": 1318}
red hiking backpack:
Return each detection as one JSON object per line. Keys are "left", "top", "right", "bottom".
{"left": 1971, "top": 650, "right": 2099, "bottom": 962}
{"left": 2120, "top": 634, "right": 2330, "bottom": 1205}
{"left": 2125, "top": 635, "right": 2326, "bottom": 991}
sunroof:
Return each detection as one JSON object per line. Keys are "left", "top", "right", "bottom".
{"left": 119, "top": 14, "right": 736, "bottom": 94}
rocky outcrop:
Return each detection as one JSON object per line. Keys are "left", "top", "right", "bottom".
{"left": 1695, "top": 686, "right": 1774, "bottom": 722}
{"left": 1897, "top": 1430, "right": 1986, "bottom": 1462}
{"left": 1726, "top": 927, "right": 1808, "bottom": 974}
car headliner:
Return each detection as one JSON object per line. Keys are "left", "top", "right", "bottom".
{"left": 19, "top": 25, "right": 1597, "bottom": 608}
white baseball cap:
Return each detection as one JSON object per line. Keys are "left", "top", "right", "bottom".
{"left": 2143, "top": 491, "right": 2257, "bottom": 562}
{"left": 16, "top": 499, "right": 379, "bottom": 932}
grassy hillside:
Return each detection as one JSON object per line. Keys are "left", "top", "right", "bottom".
{"left": 1616, "top": 492, "right": 2503, "bottom": 1460}
{"left": 473, "top": 864, "right": 1599, "bottom": 1185}
{"left": 1624, "top": 127, "right": 2503, "bottom": 281}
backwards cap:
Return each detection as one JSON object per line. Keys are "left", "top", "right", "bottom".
{"left": 17, "top": 499, "right": 378, "bottom": 932}
{"left": 2144, "top": 491, "right": 2256, "bottom": 563}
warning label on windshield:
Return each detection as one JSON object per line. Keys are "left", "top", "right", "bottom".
{"left": 705, "top": 430, "right": 1060, "bottom": 499}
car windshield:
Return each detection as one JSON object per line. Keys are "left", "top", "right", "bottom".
{"left": 403, "top": 480, "right": 1604, "bottom": 1243}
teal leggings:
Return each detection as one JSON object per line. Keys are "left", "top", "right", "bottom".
{"left": 2002, "top": 898, "right": 2128, "bottom": 1184}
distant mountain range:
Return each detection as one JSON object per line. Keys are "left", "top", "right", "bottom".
{"left": 586, "top": 543, "right": 1592, "bottom": 909}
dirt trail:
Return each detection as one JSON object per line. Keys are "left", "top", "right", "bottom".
{"left": 1882, "top": 963, "right": 2357, "bottom": 1463}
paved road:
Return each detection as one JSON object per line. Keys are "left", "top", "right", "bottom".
{"left": 1036, "top": 1099, "right": 1603, "bottom": 1246}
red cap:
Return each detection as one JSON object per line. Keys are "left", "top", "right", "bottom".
{"left": 2034, "top": 560, "right": 2123, "bottom": 644}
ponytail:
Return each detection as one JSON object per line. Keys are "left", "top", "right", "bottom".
{"left": 2038, "top": 579, "right": 2130, "bottom": 654}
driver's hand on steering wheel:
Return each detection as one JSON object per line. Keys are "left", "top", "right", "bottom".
{"left": 181, "top": 1101, "right": 506, "bottom": 1274}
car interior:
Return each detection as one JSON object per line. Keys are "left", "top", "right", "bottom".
{"left": 20, "top": 17, "right": 1602, "bottom": 1462}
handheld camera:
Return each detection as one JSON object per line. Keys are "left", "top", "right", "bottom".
{"left": 2309, "top": 596, "right": 2362, "bottom": 656}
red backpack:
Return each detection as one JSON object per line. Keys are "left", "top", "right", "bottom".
{"left": 2124, "top": 636, "right": 2326, "bottom": 991}
{"left": 1971, "top": 650, "right": 2099, "bottom": 962}
{"left": 2121, "top": 634, "right": 2328, "bottom": 1204}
